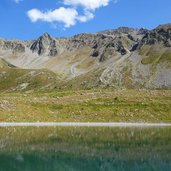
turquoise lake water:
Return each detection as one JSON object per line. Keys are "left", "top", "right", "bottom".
{"left": 0, "top": 127, "right": 170, "bottom": 171}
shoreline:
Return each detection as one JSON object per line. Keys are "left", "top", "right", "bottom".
{"left": 0, "top": 122, "right": 171, "bottom": 127}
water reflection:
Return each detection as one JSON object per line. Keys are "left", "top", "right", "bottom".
{"left": 0, "top": 127, "right": 171, "bottom": 171}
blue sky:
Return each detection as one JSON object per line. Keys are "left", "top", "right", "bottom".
{"left": 0, "top": 0, "right": 171, "bottom": 40}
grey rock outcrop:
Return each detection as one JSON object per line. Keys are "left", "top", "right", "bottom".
{"left": 90, "top": 35, "right": 127, "bottom": 61}
{"left": 139, "top": 24, "right": 171, "bottom": 47}
{"left": 65, "top": 33, "right": 127, "bottom": 61}
{"left": 1, "top": 40, "right": 25, "bottom": 53}
{"left": 30, "top": 33, "right": 58, "bottom": 56}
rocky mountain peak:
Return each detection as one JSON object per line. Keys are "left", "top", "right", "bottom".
{"left": 41, "top": 32, "right": 53, "bottom": 41}
{"left": 30, "top": 33, "right": 58, "bottom": 56}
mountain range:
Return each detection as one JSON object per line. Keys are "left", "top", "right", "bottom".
{"left": 0, "top": 24, "right": 171, "bottom": 92}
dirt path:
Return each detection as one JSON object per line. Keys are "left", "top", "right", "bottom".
{"left": 0, "top": 122, "right": 171, "bottom": 127}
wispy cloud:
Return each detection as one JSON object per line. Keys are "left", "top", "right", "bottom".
{"left": 14, "top": 0, "right": 23, "bottom": 3}
{"left": 27, "top": 0, "right": 114, "bottom": 28}
{"left": 64, "top": 0, "right": 110, "bottom": 10}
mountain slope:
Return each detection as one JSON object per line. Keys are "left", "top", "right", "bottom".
{"left": 0, "top": 60, "right": 60, "bottom": 92}
{"left": 0, "top": 24, "right": 171, "bottom": 90}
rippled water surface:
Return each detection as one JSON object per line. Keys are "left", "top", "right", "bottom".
{"left": 0, "top": 127, "right": 170, "bottom": 171}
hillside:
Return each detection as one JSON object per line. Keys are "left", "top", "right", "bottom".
{"left": 0, "top": 59, "right": 60, "bottom": 92}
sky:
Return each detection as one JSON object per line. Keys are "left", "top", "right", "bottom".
{"left": 0, "top": 0, "right": 171, "bottom": 40}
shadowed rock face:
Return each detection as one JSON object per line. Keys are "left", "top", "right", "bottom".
{"left": 0, "top": 24, "right": 171, "bottom": 89}
{"left": 65, "top": 33, "right": 127, "bottom": 61}
{"left": 139, "top": 24, "right": 171, "bottom": 48}
{"left": 30, "top": 33, "right": 58, "bottom": 56}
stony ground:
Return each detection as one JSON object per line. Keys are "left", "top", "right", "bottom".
{"left": 0, "top": 90, "right": 170, "bottom": 122}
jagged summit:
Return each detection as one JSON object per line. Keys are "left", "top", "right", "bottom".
{"left": 42, "top": 32, "right": 52, "bottom": 38}
{"left": 139, "top": 24, "right": 171, "bottom": 47}
{"left": 30, "top": 32, "right": 58, "bottom": 56}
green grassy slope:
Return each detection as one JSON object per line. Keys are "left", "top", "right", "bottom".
{"left": 0, "top": 58, "right": 61, "bottom": 92}
{"left": 139, "top": 45, "right": 171, "bottom": 67}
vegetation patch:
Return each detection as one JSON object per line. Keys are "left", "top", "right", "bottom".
{"left": 0, "top": 90, "right": 170, "bottom": 122}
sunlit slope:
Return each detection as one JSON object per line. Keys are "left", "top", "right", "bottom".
{"left": 0, "top": 58, "right": 16, "bottom": 69}
{"left": 0, "top": 59, "right": 60, "bottom": 92}
{"left": 0, "top": 24, "right": 171, "bottom": 89}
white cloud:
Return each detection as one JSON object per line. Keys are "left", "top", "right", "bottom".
{"left": 64, "top": 0, "right": 111, "bottom": 10}
{"left": 27, "top": 7, "right": 78, "bottom": 28}
{"left": 27, "top": 0, "right": 115, "bottom": 28}
{"left": 77, "top": 11, "right": 94, "bottom": 22}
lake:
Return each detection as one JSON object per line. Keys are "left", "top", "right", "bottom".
{"left": 0, "top": 126, "right": 170, "bottom": 171}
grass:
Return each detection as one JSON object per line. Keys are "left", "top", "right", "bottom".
{"left": 140, "top": 45, "right": 171, "bottom": 67}
{"left": 0, "top": 67, "right": 60, "bottom": 92}
{"left": 160, "top": 51, "right": 171, "bottom": 67}
{"left": 0, "top": 58, "right": 16, "bottom": 68}
{"left": 0, "top": 90, "right": 170, "bottom": 122}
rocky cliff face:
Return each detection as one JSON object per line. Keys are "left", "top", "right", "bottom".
{"left": 138, "top": 24, "right": 171, "bottom": 47}
{"left": 0, "top": 24, "right": 171, "bottom": 89}
{"left": 30, "top": 33, "right": 58, "bottom": 56}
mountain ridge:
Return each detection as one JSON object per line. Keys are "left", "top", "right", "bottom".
{"left": 0, "top": 24, "right": 171, "bottom": 91}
